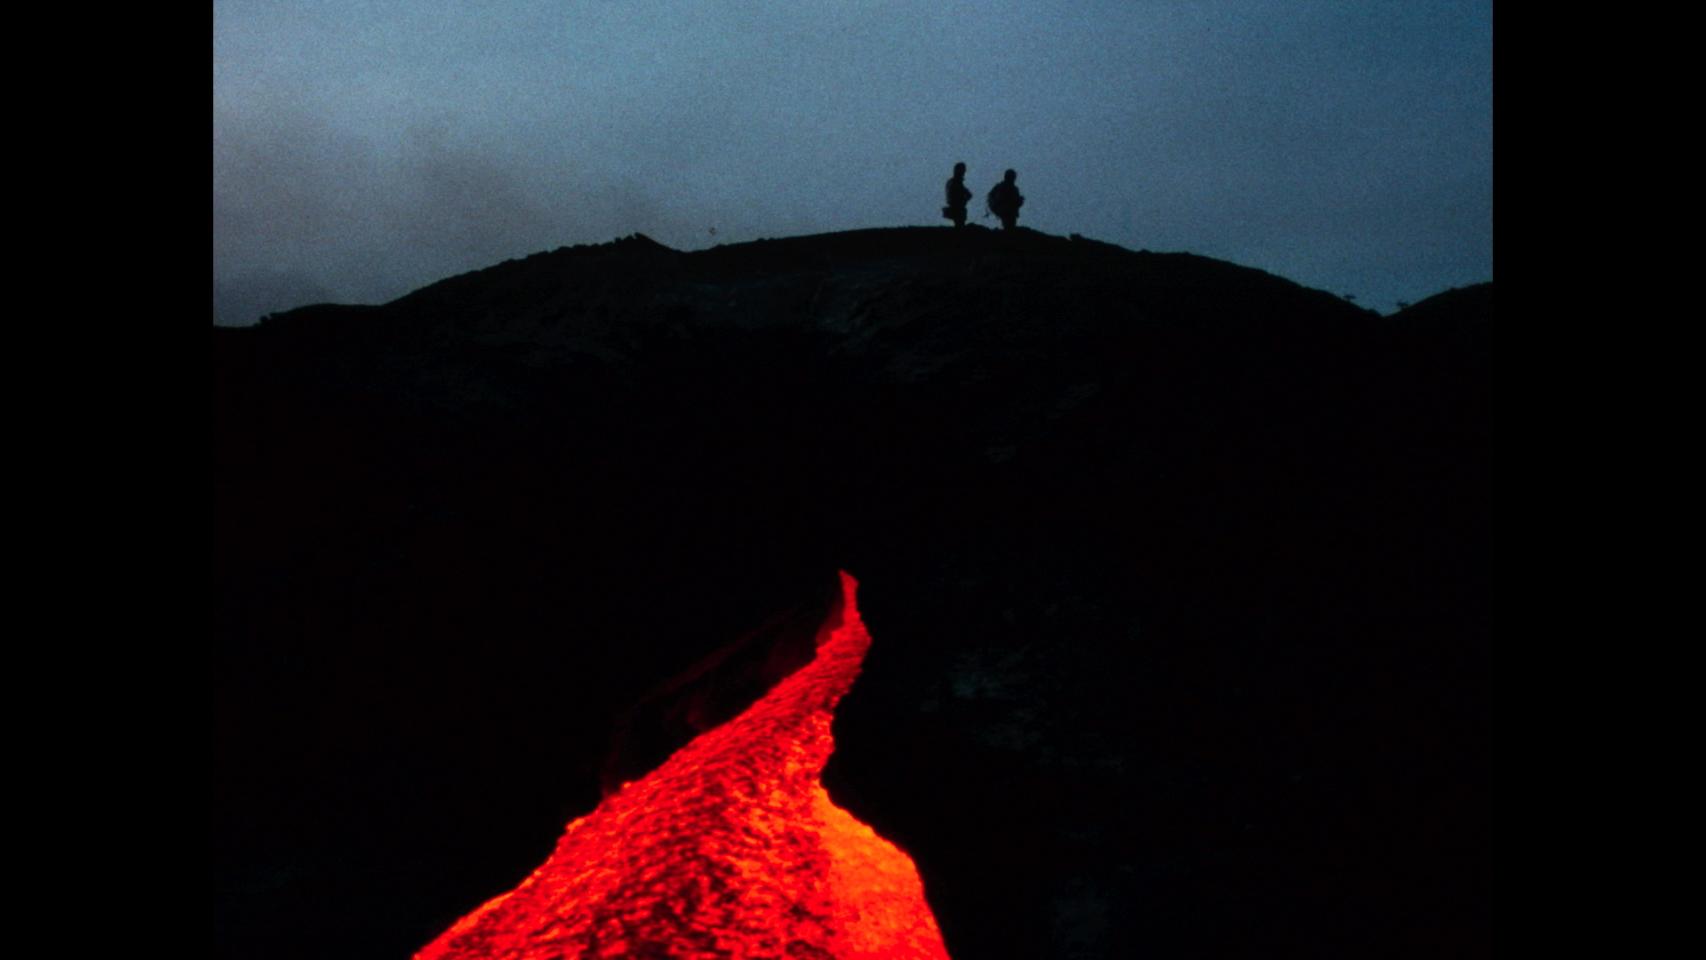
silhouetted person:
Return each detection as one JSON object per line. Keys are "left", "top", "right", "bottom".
{"left": 987, "top": 169, "right": 1024, "bottom": 231}
{"left": 943, "top": 162, "right": 973, "bottom": 228}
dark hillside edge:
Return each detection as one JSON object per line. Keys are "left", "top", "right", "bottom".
{"left": 215, "top": 227, "right": 1489, "bottom": 959}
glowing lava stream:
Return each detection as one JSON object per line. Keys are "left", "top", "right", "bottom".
{"left": 417, "top": 571, "right": 951, "bottom": 959}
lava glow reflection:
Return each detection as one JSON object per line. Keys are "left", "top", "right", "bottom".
{"left": 417, "top": 571, "right": 951, "bottom": 959}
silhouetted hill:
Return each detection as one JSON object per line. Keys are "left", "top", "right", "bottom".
{"left": 214, "top": 227, "right": 1489, "bottom": 959}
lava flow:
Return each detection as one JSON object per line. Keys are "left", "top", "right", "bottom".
{"left": 417, "top": 571, "right": 951, "bottom": 959}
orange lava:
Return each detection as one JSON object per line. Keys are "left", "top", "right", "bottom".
{"left": 417, "top": 571, "right": 951, "bottom": 960}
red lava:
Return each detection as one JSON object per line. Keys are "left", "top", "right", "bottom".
{"left": 417, "top": 571, "right": 951, "bottom": 959}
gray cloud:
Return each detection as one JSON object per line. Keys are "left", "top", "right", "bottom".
{"left": 214, "top": 0, "right": 1491, "bottom": 323}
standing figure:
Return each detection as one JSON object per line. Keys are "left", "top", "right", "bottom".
{"left": 942, "top": 162, "right": 973, "bottom": 228}
{"left": 987, "top": 169, "right": 1025, "bottom": 231}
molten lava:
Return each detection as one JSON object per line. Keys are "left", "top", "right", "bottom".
{"left": 417, "top": 571, "right": 951, "bottom": 959}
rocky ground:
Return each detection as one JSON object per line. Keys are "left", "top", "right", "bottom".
{"left": 215, "top": 226, "right": 1489, "bottom": 958}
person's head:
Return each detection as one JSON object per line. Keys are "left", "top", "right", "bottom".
{"left": 953, "top": 162, "right": 966, "bottom": 178}
{"left": 1004, "top": 169, "right": 1017, "bottom": 183}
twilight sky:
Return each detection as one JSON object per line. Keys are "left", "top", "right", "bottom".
{"left": 213, "top": 0, "right": 1491, "bottom": 325}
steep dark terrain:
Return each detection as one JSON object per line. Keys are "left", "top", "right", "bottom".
{"left": 214, "top": 227, "right": 1490, "bottom": 959}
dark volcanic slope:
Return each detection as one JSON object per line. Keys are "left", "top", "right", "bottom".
{"left": 214, "top": 227, "right": 1490, "bottom": 960}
